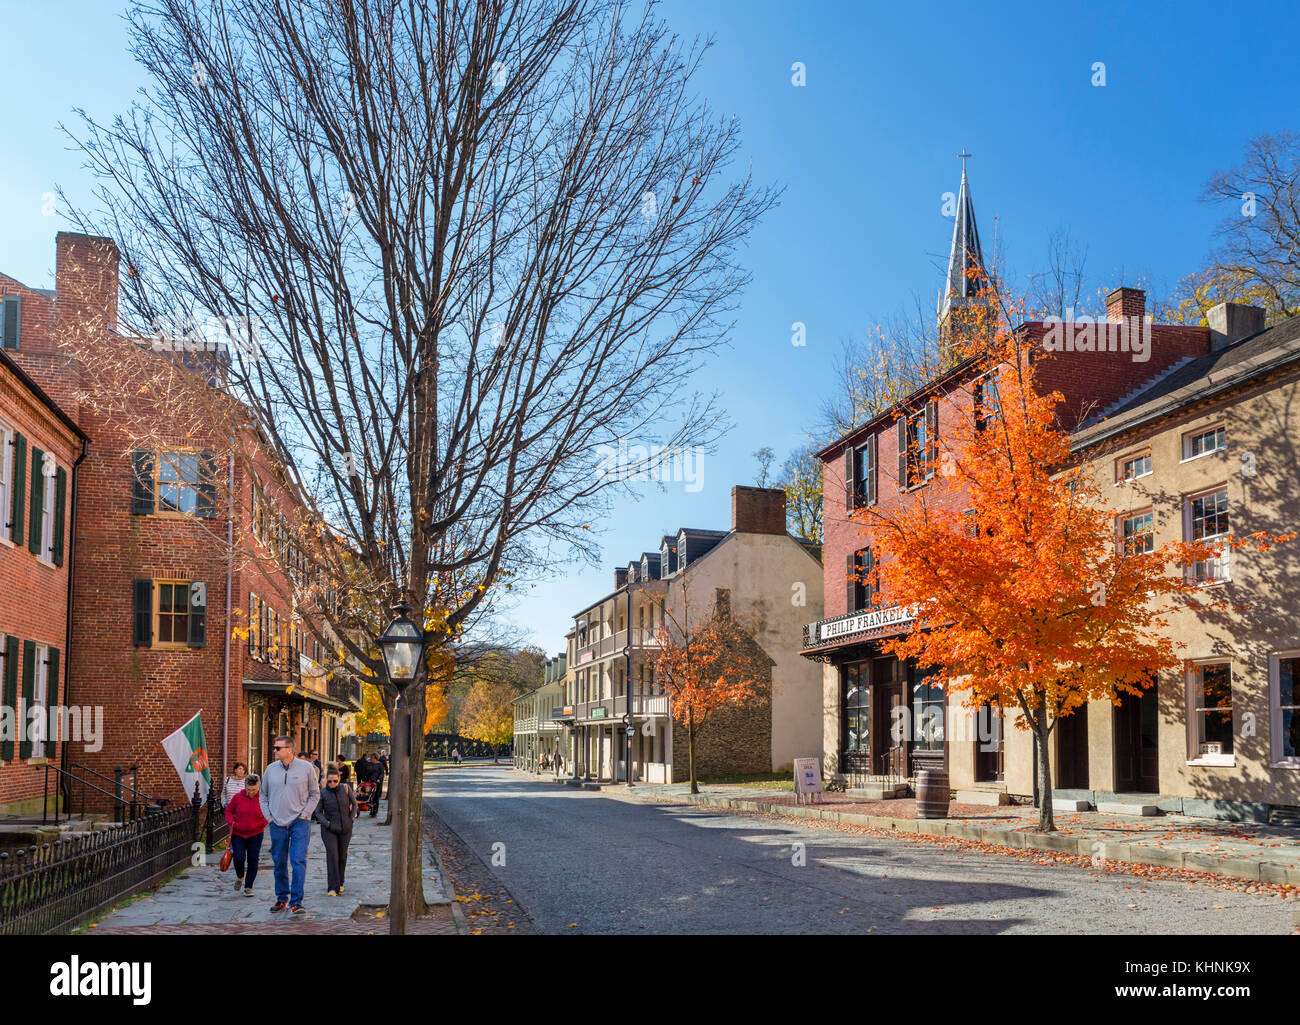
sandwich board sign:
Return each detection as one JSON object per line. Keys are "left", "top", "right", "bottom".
{"left": 793, "top": 757, "right": 824, "bottom": 805}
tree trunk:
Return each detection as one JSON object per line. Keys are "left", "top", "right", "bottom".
{"left": 1034, "top": 695, "right": 1055, "bottom": 832}
{"left": 400, "top": 681, "right": 429, "bottom": 918}
{"left": 688, "top": 706, "right": 698, "bottom": 796}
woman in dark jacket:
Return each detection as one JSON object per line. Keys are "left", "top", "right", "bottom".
{"left": 313, "top": 767, "right": 358, "bottom": 896}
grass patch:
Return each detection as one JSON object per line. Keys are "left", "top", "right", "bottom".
{"left": 695, "top": 772, "right": 793, "bottom": 790}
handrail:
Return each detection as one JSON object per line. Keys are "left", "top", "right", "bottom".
{"left": 70, "top": 762, "right": 162, "bottom": 803}
{"left": 36, "top": 764, "right": 170, "bottom": 826}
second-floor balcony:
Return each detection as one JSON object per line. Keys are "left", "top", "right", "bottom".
{"left": 573, "top": 628, "right": 661, "bottom": 666}
{"left": 561, "top": 693, "right": 671, "bottom": 723}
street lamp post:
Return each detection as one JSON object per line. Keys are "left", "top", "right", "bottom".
{"left": 377, "top": 602, "right": 428, "bottom": 937}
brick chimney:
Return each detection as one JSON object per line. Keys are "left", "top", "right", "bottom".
{"left": 1105, "top": 286, "right": 1146, "bottom": 323}
{"left": 1207, "top": 302, "right": 1266, "bottom": 352}
{"left": 55, "top": 232, "right": 120, "bottom": 350}
{"left": 614, "top": 567, "right": 628, "bottom": 589}
{"left": 731, "top": 485, "right": 786, "bottom": 535}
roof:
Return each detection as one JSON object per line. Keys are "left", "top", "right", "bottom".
{"left": 939, "top": 159, "right": 986, "bottom": 323}
{"left": 1073, "top": 314, "right": 1300, "bottom": 450}
{"left": 0, "top": 347, "right": 89, "bottom": 442}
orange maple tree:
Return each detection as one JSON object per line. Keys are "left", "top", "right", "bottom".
{"left": 653, "top": 581, "right": 767, "bottom": 795}
{"left": 857, "top": 276, "right": 1292, "bottom": 830}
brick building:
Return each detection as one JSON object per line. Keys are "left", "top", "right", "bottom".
{"left": 557, "top": 485, "right": 823, "bottom": 784}
{"left": 0, "top": 342, "right": 87, "bottom": 816}
{"left": 1, "top": 233, "right": 360, "bottom": 812}
{"left": 802, "top": 163, "right": 1221, "bottom": 803}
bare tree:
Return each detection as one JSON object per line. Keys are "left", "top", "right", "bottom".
{"left": 65, "top": 0, "right": 775, "bottom": 916}
{"left": 1026, "top": 228, "right": 1091, "bottom": 320}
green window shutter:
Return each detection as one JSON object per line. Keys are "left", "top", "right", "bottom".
{"left": 10, "top": 432, "right": 25, "bottom": 544}
{"left": 188, "top": 581, "right": 207, "bottom": 648}
{"left": 53, "top": 466, "right": 67, "bottom": 566}
{"left": 19, "top": 641, "right": 35, "bottom": 758}
{"left": 2, "top": 296, "right": 20, "bottom": 350}
{"left": 195, "top": 451, "right": 218, "bottom": 518}
{"left": 47, "top": 646, "right": 59, "bottom": 713}
{"left": 133, "top": 579, "right": 154, "bottom": 647}
{"left": 28, "top": 447, "right": 44, "bottom": 556}
{"left": 1, "top": 635, "right": 17, "bottom": 759}
{"left": 131, "top": 450, "right": 155, "bottom": 515}
{"left": 843, "top": 447, "right": 855, "bottom": 511}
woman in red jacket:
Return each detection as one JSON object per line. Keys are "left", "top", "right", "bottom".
{"left": 224, "top": 774, "right": 270, "bottom": 895}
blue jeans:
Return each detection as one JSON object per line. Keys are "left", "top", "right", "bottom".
{"left": 269, "top": 818, "right": 311, "bottom": 905}
{"left": 231, "top": 831, "right": 264, "bottom": 889}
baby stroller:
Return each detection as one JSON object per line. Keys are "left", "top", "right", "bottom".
{"left": 356, "top": 779, "right": 379, "bottom": 813}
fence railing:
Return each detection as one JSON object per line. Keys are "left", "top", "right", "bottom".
{"left": 0, "top": 779, "right": 227, "bottom": 935}
{"left": 824, "top": 749, "right": 908, "bottom": 792}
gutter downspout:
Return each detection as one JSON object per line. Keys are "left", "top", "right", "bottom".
{"left": 222, "top": 446, "right": 234, "bottom": 779}
{"left": 59, "top": 436, "right": 90, "bottom": 807}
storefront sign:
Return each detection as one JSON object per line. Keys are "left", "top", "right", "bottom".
{"left": 817, "top": 605, "right": 916, "bottom": 642}
{"left": 590, "top": 706, "right": 607, "bottom": 719}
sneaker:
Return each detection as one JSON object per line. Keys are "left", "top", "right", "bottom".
{"left": 234, "top": 878, "right": 244, "bottom": 891}
{"left": 327, "top": 889, "right": 338, "bottom": 897}
{"left": 270, "top": 902, "right": 288, "bottom": 913}
{"left": 243, "top": 888, "right": 255, "bottom": 897}
{"left": 337, "top": 885, "right": 344, "bottom": 894}
{"left": 290, "top": 904, "right": 306, "bottom": 915}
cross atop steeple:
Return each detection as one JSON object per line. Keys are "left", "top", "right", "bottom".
{"left": 958, "top": 149, "right": 972, "bottom": 172}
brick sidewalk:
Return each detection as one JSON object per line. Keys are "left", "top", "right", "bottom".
{"left": 90, "top": 799, "right": 456, "bottom": 936}
{"left": 529, "top": 773, "right": 1300, "bottom": 889}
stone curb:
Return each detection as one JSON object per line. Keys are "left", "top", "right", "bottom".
{"left": 596, "top": 786, "right": 1300, "bottom": 888}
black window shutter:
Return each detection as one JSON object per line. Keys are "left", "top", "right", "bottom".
{"left": 974, "top": 378, "right": 985, "bottom": 431}
{"left": 866, "top": 434, "right": 878, "bottom": 506}
{"left": 131, "top": 451, "right": 155, "bottom": 515}
{"left": 8, "top": 433, "right": 24, "bottom": 544}
{"left": 896, "top": 416, "right": 908, "bottom": 490}
{"left": 53, "top": 466, "right": 67, "bottom": 566}
{"left": 2, "top": 296, "right": 20, "bottom": 350}
{"left": 926, "top": 399, "right": 939, "bottom": 477}
{"left": 47, "top": 646, "right": 59, "bottom": 712}
{"left": 846, "top": 552, "right": 857, "bottom": 613}
{"left": 1, "top": 635, "right": 17, "bottom": 759}
{"left": 195, "top": 451, "right": 218, "bottom": 518}
{"left": 863, "top": 548, "right": 875, "bottom": 606}
{"left": 844, "top": 447, "right": 855, "bottom": 511}
{"left": 188, "top": 581, "right": 207, "bottom": 648}
{"left": 133, "top": 579, "right": 154, "bottom": 646}
{"left": 19, "top": 641, "right": 35, "bottom": 758}
{"left": 28, "top": 447, "right": 45, "bottom": 556}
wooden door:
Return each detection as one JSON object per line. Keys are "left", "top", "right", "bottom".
{"left": 1115, "top": 684, "right": 1159, "bottom": 792}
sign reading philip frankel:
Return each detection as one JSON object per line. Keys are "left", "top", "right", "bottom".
{"left": 818, "top": 605, "right": 916, "bottom": 642}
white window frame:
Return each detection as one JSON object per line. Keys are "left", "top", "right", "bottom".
{"left": 31, "top": 643, "right": 49, "bottom": 758}
{"left": 1269, "top": 649, "right": 1300, "bottom": 769}
{"left": 1180, "top": 423, "right": 1227, "bottom": 463}
{"left": 0, "top": 418, "right": 13, "bottom": 546}
{"left": 1186, "top": 659, "right": 1235, "bottom": 766}
{"left": 1184, "top": 485, "right": 1230, "bottom": 583}
{"left": 1118, "top": 508, "right": 1154, "bottom": 555}
{"left": 39, "top": 454, "right": 56, "bottom": 566}
{"left": 1116, "top": 449, "right": 1152, "bottom": 483}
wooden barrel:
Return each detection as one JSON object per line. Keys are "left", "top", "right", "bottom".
{"left": 915, "top": 769, "right": 950, "bottom": 819}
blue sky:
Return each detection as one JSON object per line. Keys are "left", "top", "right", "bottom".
{"left": 2, "top": 0, "right": 1297, "bottom": 655}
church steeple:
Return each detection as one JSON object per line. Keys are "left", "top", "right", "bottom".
{"left": 938, "top": 151, "right": 987, "bottom": 327}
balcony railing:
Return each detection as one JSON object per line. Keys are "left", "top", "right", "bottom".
{"left": 573, "top": 628, "right": 661, "bottom": 665}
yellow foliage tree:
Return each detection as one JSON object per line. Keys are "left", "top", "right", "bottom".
{"left": 459, "top": 677, "right": 517, "bottom": 762}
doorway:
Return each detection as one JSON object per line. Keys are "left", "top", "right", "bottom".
{"left": 1115, "top": 682, "right": 1159, "bottom": 792}
{"left": 975, "top": 704, "right": 1005, "bottom": 783}
{"left": 1055, "top": 709, "right": 1089, "bottom": 789}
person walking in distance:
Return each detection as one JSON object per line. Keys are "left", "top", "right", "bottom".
{"left": 261, "top": 735, "right": 321, "bottom": 915}
{"left": 366, "top": 753, "right": 384, "bottom": 818}
{"left": 223, "top": 773, "right": 269, "bottom": 896}
{"left": 313, "top": 767, "right": 358, "bottom": 896}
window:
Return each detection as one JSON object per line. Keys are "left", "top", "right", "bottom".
{"left": 898, "top": 400, "right": 938, "bottom": 489}
{"left": 1270, "top": 652, "right": 1300, "bottom": 766}
{"left": 1189, "top": 661, "right": 1233, "bottom": 762}
{"left": 1183, "top": 425, "right": 1226, "bottom": 460}
{"left": 40, "top": 456, "right": 56, "bottom": 563}
{"left": 912, "top": 668, "right": 945, "bottom": 751}
{"left": 1118, "top": 450, "right": 1152, "bottom": 481}
{"left": 847, "top": 548, "right": 875, "bottom": 612}
{"left": 0, "top": 419, "right": 12, "bottom": 542}
{"left": 841, "top": 663, "right": 871, "bottom": 766}
{"left": 249, "top": 594, "right": 262, "bottom": 658}
{"left": 133, "top": 579, "right": 206, "bottom": 649}
{"left": 30, "top": 644, "right": 49, "bottom": 758}
{"left": 1186, "top": 487, "right": 1230, "bottom": 582}
{"left": 132, "top": 450, "right": 218, "bottom": 518}
{"left": 1120, "top": 510, "right": 1154, "bottom": 555}
{"left": 975, "top": 374, "right": 1001, "bottom": 430}
{"left": 847, "top": 434, "right": 878, "bottom": 509}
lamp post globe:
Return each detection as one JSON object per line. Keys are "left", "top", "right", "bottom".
{"left": 378, "top": 603, "right": 426, "bottom": 689}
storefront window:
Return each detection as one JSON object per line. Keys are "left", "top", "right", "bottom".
{"left": 912, "top": 669, "right": 945, "bottom": 751}
{"left": 841, "top": 662, "right": 871, "bottom": 763}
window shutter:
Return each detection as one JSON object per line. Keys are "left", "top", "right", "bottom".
{"left": 844, "top": 447, "right": 855, "bottom": 511}
{"left": 926, "top": 399, "right": 939, "bottom": 476}
{"left": 896, "top": 417, "right": 908, "bottom": 490}
{"left": 53, "top": 466, "right": 67, "bottom": 566}
{"left": 866, "top": 433, "right": 878, "bottom": 506}
{"left": 8, "top": 433, "right": 24, "bottom": 544}
{"left": 28, "top": 447, "right": 44, "bottom": 556}
{"left": 2, "top": 296, "right": 20, "bottom": 350}
{"left": 133, "top": 579, "right": 153, "bottom": 646}
{"left": 188, "top": 581, "right": 207, "bottom": 648}
{"left": 195, "top": 451, "right": 218, "bottom": 519}
{"left": 846, "top": 552, "right": 857, "bottom": 613}
{"left": 47, "top": 646, "right": 59, "bottom": 712}
{"left": 863, "top": 548, "right": 875, "bottom": 606}
{"left": 1, "top": 635, "right": 17, "bottom": 759}
{"left": 131, "top": 450, "right": 155, "bottom": 515}
{"left": 974, "top": 378, "right": 985, "bottom": 432}
{"left": 19, "top": 641, "right": 35, "bottom": 758}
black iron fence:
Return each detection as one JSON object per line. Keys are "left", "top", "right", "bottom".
{"left": 0, "top": 779, "right": 228, "bottom": 935}
{"left": 824, "top": 749, "right": 908, "bottom": 792}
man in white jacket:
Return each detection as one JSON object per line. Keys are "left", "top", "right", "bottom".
{"left": 260, "top": 735, "right": 321, "bottom": 914}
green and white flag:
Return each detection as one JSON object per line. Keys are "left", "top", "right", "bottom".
{"left": 161, "top": 711, "right": 212, "bottom": 801}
